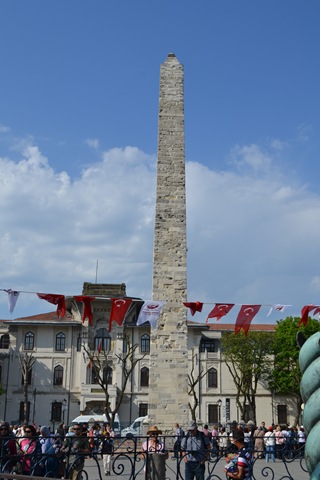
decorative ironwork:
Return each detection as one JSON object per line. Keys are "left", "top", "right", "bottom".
{"left": 0, "top": 435, "right": 309, "bottom": 479}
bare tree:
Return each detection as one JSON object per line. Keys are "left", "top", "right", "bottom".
{"left": 82, "top": 334, "right": 144, "bottom": 424}
{"left": 19, "top": 352, "right": 35, "bottom": 424}
{"left": 188, "top": 352, "right": 208, "bottom": 421}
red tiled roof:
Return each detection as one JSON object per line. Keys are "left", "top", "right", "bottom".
{"left": 187, "top": 321, "right": 276, "bottom": 332}
{"left": 8, "top": 311, "right": 79, "bottom": 324}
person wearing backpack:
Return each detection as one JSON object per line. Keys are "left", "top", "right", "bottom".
{"left": 181, "top": 421, "right": 210, "bottom": 480}
{"left": 173, "top": 423, "right": 184, "bottom": 459}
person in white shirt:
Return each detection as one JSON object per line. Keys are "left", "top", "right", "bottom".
{"left": 264, "top": 426, "right": 275, "bottom": 463}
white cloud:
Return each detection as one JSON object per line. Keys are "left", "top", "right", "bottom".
{"left": 0, "top": 137, "right": 319, "bottom": 324}
{"left": 85, "top": 138, "right": 100, "bottom": 150}
{"left": 0, "top": 124, "right": 10, "bottom": 133}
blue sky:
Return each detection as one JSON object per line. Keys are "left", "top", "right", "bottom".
{"left": 1, "top": 0, "right": 320, "bottom": 325}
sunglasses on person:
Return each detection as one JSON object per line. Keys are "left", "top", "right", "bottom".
{"left": 25, "top": 430, "right": 32, "bottom": 433}
{"left": 73, "top": 427, "right": 81, "bottom": 431}
{"left": 0, "top": 427, "right": 8, "bottom": 431}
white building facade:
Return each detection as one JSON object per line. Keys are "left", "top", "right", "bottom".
{"left": 0, "top": 283, "right": 297, "bottom": 431}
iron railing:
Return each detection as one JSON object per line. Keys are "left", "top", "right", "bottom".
{"left": 0, "top": 435, "right": 309, "bottom": 480}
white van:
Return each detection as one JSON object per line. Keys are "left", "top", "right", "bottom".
{"left": 121, "top": 416, "right": 148, "bottom": 437}
{"left": 71, "top": 413, "right": 121, "bottom": 436}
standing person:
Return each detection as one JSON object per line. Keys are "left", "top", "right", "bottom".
{"left": 181, "top": 420, "right": 210, "bottom": 480}
{"left": 297, "top": 426, "right": 306, "bottom": 456}
{"left": 173, "top": 423, "right": 184, "bottom": 459}
{"left": 274, "top": 426, "right": 285, "bottom": 459}
{"left": 141, "top": 426, "right": 168, "bottom": 480}
{"left": 224, "top": 429, "right": 253, "bottom": 479}
{"left": 260, "top": 422, "right": 267, "bottom": 433}
{"left": 211, "top": 424, "right": 219, "bottom": 455}
{"left": 253, "top": 427, "right": 264, "bottom": 459}
{"left": 0, "top": 421, "right": 17, "bottom": 472}
{"left": 101, "top": 431, "right": 114, "bottom": 476}
{"left": 264, "top": 427, "right": 275, "bottom": 463}
{"left": 219, "top": 428, "right": 229, "bottom": 455}
{"left": 18, "top": 424, "right": 41, "bottom": 475}
{"left": 61, "top": 423, "right": 91, "bottom": 480}
{"left": 39, "top": 425, "right": 59, "bottom": 478}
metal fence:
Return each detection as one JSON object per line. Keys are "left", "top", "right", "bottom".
{"left": 0, "top": 435, "right": 309, "bottom": 480}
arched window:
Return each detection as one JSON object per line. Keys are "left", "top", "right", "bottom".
{"left": 55, "top": 332, "right": 66, "bottom": 351}
{"left": 140, "top": 366, "right": 149, "bottom": 387}
{"left": 141, "top": 334, "right": 150, "bottom": 353}
{"left": 208, "top": 367, "right": 218, "bottom": 388}
{"left": 94, "top": 328, "right": 111, "bottom": 352}
{"left": 53, "top": 365, "right": 64, "bottom": 386}
{"left": 0, "top": 334, "right": 10, "bottom": 349}
{"left": 24, "top": 332, "right": 34, "bottom": 350}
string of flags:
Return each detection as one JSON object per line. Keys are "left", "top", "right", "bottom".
{"left": 0, "top": 289, "right": 318, "bottom": 335}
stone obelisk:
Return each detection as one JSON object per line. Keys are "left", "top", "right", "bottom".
{"left": 149, "top": 53, "right": 189, "bottom": 432}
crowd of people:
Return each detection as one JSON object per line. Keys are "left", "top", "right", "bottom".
{"left": 0, "top": 418, "right": 306, "bottom": 480}
{"left": 0, "top": 420, "right": 115, "bottom": 478}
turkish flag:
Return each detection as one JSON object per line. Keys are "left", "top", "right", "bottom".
{"left": 235, "top": 305, "right": 261, "bottom": 335}
{"left": 74, "top": 296, "right": 95, "bottom": 325}
{"left": 108, "top": 298, "right": 132, "bottom": 331}
{"left": 37, "top": 293, "right": 66, "bottom": 318}
{"left": 298, "top": 305, "right": 320, "bottom": 327}
{"left": 183, "top": 301, "right": 203, "bottom": 316}
{"left": 207, "top": 304, "right": 234, "bottom": 322}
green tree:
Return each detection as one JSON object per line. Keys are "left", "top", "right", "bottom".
{"left": 269, "top": 316, "right": 320, "bottom": 426}
{"left": 221, "top": 331, "right": 274, "bottom": 424}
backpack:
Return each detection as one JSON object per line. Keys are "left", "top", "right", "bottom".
{"left": 101, "top": 437, "right": 114, "bottom": 454}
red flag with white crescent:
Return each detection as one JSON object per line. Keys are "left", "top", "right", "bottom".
{"left": 235, "top": 305, "right": 261, "bottom": 335}
{"left": 183, "top": 301, "right": 203, "bottom": 316}
{"left": 207, "top": 304, "right": 234, "bottom": 322}
{"left": 108, "top": 298, "right": 132, "bottom": 331}
{"left": 37, "top": 293, "right": 66, "bottom": 318}
{"left": 74, "top": 296, "right": 95, "bottom": 325}
{"left": 298, "top": 305, "right": 320, "bottom": 327}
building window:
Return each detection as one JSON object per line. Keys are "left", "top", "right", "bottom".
{"left": 19, "top": 402, "right": 30, "bottom": 422}
{"left": 140, "top": 367, "right": 149, "bottom": 387}
{"left": 77, "top": 335, "right": 82, "bottom": 352}
{"left": 141, "top": 334, "right": 150, "bottom": 353}
{"left": 24, "top": 332, "right": 34, "bottom": 350}
{"left": 139, "top": 403, "right": 148, "bottom": 417}
{"left": 21, "top": 368, "right": 32, "bottom": 386}
{"left": 94, "top": 328, "right": 111, "bottom": 352}
{"left": 51, "top": 401, "right": 62, "bottom": 422}
{"left": 200, "top": 338, "right": 217, "bottom": 353}
{"left": 208, "top": 368, "right": 218, "bottom": 388}
{"left": 0, "top": 334, "right": 10, "bottom": 349}
{"left": 53, "top": 365, "right": 64, "bottom": 386}
{"left": 123, "top": 337, "right": 128, "bottom": 353}
{"left": 55, "top": 332, "right": 66, "bottom": 351}
{"left": 277, "top": 405, "right": 287, "bottom": 425}
{"left": 208, "top": 404, "right": 218, "bottom": 424}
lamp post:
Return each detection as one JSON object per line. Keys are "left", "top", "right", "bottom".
{"left": 217, "top": 399, "right": 222, "bottom": 425}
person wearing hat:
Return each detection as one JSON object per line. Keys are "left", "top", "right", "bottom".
{"left": 180, "top": 420, "right": 210, "bottom": 480}
{"left": 141, "top": 426, "right": 168, "bottom": 456}
{"left": 141, "top": 426, "right": 168, "bottom": 479}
